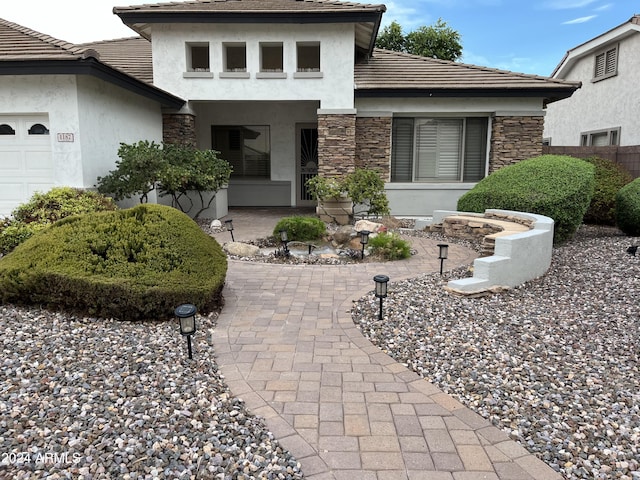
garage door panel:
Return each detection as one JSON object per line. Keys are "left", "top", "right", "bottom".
{"left": 0, "top": 183, "right": 26, "bottom": 200}
{"left": 25, "top": 150, "right": 54, "bottom": 172}
{"left": 0, "top": 149, "right": 23, "bottom": 173}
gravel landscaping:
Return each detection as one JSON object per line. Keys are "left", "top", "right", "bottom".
{"left": 353, "top": 225, "right": 640, "bottom": 479}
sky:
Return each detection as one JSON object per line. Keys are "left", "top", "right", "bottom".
{"left": 1, "top": 0, "right": 637, "bottom": 77}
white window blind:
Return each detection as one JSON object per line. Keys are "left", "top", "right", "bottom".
{"left": 415, "top": 119, "right": 462, "bottom": 181}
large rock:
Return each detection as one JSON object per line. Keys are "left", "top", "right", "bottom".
{"left": 224, "top": 241, "right": 260, "bottom": 257}
{"left": 354, "top": 219, "right": 385, "bottom": 233}
{"left": 332, "top": 225, "right": 355, "bottom": 245}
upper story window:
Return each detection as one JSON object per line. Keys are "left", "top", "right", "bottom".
{"left": 0, "top": 124, "right": 15, "bottom": 135}
{"left": 186, "top": 43, "right": 210, "bottom": 72}
{"left": 28, "top": 123, "right": 49, "bottom": 135}
{"left": 593, "top": 45, "right": 618, "bottom": 82}
{"left": 224, "top": 43, "right": 247, "bottom": 72}
{"left": 260, "top": 43, "right": 283, "bottom": 72}
{"left": 580, "top": 127, "right": 620, "bottom": 146}
{"left": 296, "top": 42, "right": 320, "bottom": 72}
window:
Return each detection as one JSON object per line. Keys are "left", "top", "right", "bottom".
{"left": 593, "top": 45, "right": 617, "bottom": 81}
{"left": 28, "top": 123, "right": 49, "bottom": 135}
{"left": 580, "top": 127, "right": 620, "bottom": 146}
{"left": 0, "top": 124, "right": 15, "bottom": 135}
{"left": 224, "top": 43, "right": 247, "bottom": 72}
{"left": 187, "top": 43, "right": 210, "bottom": 72}
{"left": 296, "top": 42, "right": 320, "bottom": 72}
{"left": 212, "top": 125, "right": 270, "bottom": 178}
{"left": 260, "top": 43, "right": 283, "bottom": 72}
{"left": 391, "top": 117, "right": 488, "bottom": 183}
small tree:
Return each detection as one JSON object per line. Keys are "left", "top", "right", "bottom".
{"left": 375, "top": 21, "right": 406, "bottom": 52}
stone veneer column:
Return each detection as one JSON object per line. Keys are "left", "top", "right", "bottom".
{"left": 162, "top": 113, "right": 197, "bottom": 147}
{"left": 355, "top": 115, "right": 392, "bottom": 181}
{"left": 317, "top": 112, "right": 356, "bottom": 178}
{"left": 489, "top": 115, "right": 544, "bottom": 173}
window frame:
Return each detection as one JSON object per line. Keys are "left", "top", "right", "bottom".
{"left": 186, "top": 42, "right": 210, "bottom": 72}
{"left": 223, "top": 42, "right": 247, "bottom": 73}
{"left": 390, "top": 116, "right": 489, "bottom": 184}
{"left": 592, "top": 44, "right": 618, "bottom": 82}
{"left": 295, "top": 42, "right": 321, "bottom": 74}
{"left": 211, "top": 125, "right": 271, "bottom": 179}
{"left": 580, "top": 127, "right": 621, "bottom": 146}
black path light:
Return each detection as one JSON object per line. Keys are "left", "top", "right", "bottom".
{"left": 224, "top": 219, "right": 235, "bottom": 242}
{"left": 359, "top": 230, "right": 371, "bottom": 260}
{"left": 279, "top": 229, "right": 290, "bottom": 257}
{"left": 175, "top": 303, "right": 197, "bottom": 359}
{"left": 437, "top": 243, "right": 449, "bottom": 275}
{"left": 373, "top": 274, "right": 389, "bottom": 320}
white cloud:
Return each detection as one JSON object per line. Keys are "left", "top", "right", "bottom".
{"left": 594, "top": 3, "right": 613, "bottom": 11}
{"left": 562, "top": 15, "right": 597, "bottom": 24}
{"left": 542, "top": 0, "right": 598, "bottom": 9}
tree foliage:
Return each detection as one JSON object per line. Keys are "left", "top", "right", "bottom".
{"left": 375, "top": 19, "right": 463, "bottom": 61}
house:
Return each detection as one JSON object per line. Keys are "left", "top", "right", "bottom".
{"left": 544, "top": 15, "right": 640, "bottom": 147}
{"left": 0, "top": 0, "right": 578, "bottom": 218}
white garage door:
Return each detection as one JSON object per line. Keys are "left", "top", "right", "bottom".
{"left": 0, "top": 115, "right": 54, "bottom": 217}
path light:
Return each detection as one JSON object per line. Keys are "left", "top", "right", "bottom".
{"left": 279, "top": 229, "right": 290, "bottom": 257}
{"left": 359, "top": 230, "right": 371, "bottom": 260}
{"left": 627, "top": 245, "right": 638, "bottom": 256}
{"left": 175, "top": 303, "right": 197, "bottom": 360}
{"left": 224, "top": 219, "right": 235, "bottom": 242}
{"left": 437, "top": 243, "right": 449, "bottom": 275}
{"left": 373, "top": 274, "right": 389, "bottom": 321}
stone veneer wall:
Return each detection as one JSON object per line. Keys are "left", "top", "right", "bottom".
{"left": 355, "top": 117, "right": 392, "bottom": 181}
{"left": 317, "top": 114, "right": 356, "bottom": 177}
{"left": 490, "top": 116, "right": 544, "bottom": 173}
{"left": 162, "top": 113, "right": 197, "bottom": 147}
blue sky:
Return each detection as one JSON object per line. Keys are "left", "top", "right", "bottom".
{"left": 2, "top": 0, "right": 637, "bottom": 76}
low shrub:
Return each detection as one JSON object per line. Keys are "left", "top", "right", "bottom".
{"left": 273, "top": 216, "right": 327, "bottom": 242}
{"left": 457, "top": 155, "right": 595, "bottom": 244}
{"left": 0, "top": 187, "right": 118, "bottom": 255}
{"left": 582, "top": 156, "right": 633, "bottom": 225}
{"left": 616, "top": 178, "right": 640, "bottom": 236}
{"left": 368, "top": 232, "right": 412, "bottom": 260}
{"left": 0, "top": 204, "right": 227, "bottom": 320}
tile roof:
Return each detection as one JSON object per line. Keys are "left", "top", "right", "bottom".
{"left": 79, "top": 37, "right": 154, "bottom": 85}
{"left": 355, "top": 49, "right": 579, "bottom": 99}
{"left": 0, "top": 18, "right": 95, "bottom": 60}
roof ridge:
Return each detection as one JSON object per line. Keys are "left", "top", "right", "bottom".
{"left": 78, "top": 36, "right": 146, "bottom": 47}
{"left": 0, "top": 18, "right": 90, "bottom": 56}
{"left": 372, "top": 48, "right": 576, "bottom": 86}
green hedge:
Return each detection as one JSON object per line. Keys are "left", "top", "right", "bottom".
{"left": 457, "top": 155, "right": 595, "bottom": 244}
{"left": 616, "top": 178, "right": 640, "bottom": 236}
{"left": 273, "top": 216, "right": 327, "bottom": 241}
{"left": 582, "top": 156, "right": 633, "bottom": 225}
{"left": 0, "top": 204, "right": 227, "bottom": 320}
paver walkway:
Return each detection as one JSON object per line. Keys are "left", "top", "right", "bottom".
{"left": 210, "top": 208, "right": 561, "bottom": 480}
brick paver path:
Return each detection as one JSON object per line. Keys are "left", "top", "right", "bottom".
{"left": 210, "top": 212, "right": 561, "bottom": 479}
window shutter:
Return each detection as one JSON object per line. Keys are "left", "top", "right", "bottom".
{"left": 463, "top": 118, "right": 488, "bottom": 182}
{"left": 605, "top": 47, "right": 617, "bottom": 75}
{"left": 594, "top": 52, "right": 605, "bottom": 78}
{"left": 391, "top": 118, "right": 414, "bottom": 182}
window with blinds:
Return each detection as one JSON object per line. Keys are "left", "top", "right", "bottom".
{"left": 391, "top": 117, "right": 488, "bottom": 183}
{"left": 593, "top": 45, "right": 618, "bottom": 81}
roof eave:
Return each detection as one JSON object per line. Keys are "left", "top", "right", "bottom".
{"left": 0, "top": 58, "right": 185, "bottom": 109}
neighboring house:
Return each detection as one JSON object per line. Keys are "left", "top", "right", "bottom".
{"left": 544, "top": 14, "right": 640, "bottom": 147}
{"left": 0, "top": 0, "right": 578, "bottom": 218}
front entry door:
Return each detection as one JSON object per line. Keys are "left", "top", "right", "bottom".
{"left": 296, "top": 124, "right": 318, "bottom": 206}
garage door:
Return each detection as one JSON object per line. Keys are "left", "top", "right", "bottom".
{"left": 0, "top": 115, "right": 54, "bottom": 217}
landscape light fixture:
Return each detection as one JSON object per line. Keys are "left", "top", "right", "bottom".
{"left": 437, "top": 243, "right": 449, "bottom": 275}
{"left": 627, "top": 245, "right": 638, "bottom": 256}
{"left": 373, "top": 274, "right": 389, "bottom": 320}
{"left": 279, "top": 229, "right": 290, "bottom": 257}
{"left": 359, "top": 230, "right": 371, "bottom": 260}
{"left": 175, "top": 303, "right": 197, "bottom": 359}
{"left": 224, "top": 219, "right": 235, "bottom": 242}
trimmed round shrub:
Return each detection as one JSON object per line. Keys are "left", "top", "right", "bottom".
{"left": 582, "top": 156, "right": 633, "bottom": 225}
{"left": 616, "top": 178, "right": 640, "bottom": 236}
{"left": 273, "top": 216, "right": 327, "bottom": 242}
{"left": 0, "top": 204, "right": 227, "bottom": 320}
{"left": 0, "top": 187, "right": 118, "bottom": 255}
{"left": 457, "top": 155, "right": 595, "bottom": 245}
{"left": 368, "top": 232, "right": 412, "bottom": 260}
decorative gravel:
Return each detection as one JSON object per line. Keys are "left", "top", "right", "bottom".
{"left": 0, "top": 309, "right": 303, "bottom": 479}
{"left": 352, "top": 225, "right": 640, "bottom": 479}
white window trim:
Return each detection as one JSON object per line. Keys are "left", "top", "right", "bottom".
{"left": 579, "top": 127, "right": 621, "bottom": 146}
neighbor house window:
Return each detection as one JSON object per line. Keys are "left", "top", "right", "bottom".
{"left": 593, "top": 45, "right": 618, "bottom": 81}
{"left": 580, "top": 127, "right": 620, "bottom": 146}
{"left": 391, "top": 117, "right": 488, "bottom": 182}
{"left": 212, "top": 125, "right": 270, "bottom": 178}
{"left": 224, "top": 43, "right": 247, "bottom": 72}
{"left": 260, "top": 43, "right": 283, "bottom": 72}
{"left": 28, "top": 123, "right": 49, "bottom": 135}
{"left": 296, "top": 42, "right": 320, "bottom": 72}
{"left": 186, "top": 43, "right": 210, "bottom": 72}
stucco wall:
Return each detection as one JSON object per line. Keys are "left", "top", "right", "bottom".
{"left": 544, "top": 34, "right": 640, "bottom": 146}
{"left": 151, "top": 23, "right": 355, "bottom": 109}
